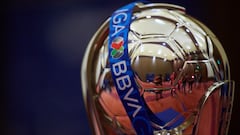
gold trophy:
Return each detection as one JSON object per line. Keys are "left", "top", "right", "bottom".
{"left": 81, "top": 2, "right": 235, "bottom": 135}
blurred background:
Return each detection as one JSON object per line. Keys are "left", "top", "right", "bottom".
{"left": 1, "top": 0, "right": 239, "bottom": 135}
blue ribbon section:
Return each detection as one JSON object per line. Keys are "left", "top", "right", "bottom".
{"left": 108, "top": 2, "right": 153, "bottom": 135}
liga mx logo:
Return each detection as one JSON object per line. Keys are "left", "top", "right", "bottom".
{"left": 111, "top": 36, "right": 124, "bottom": 59}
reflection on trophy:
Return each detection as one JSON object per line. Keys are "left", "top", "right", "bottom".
{"left": 81, "top": 2, "right": 235, "bottom": 135}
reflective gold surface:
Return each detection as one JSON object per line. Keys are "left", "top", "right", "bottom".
{"left": 81, "top": 3, "right": 234, "bottom": 135}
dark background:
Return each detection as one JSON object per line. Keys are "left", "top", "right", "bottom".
{"left": 1, "top": 0, "right": 239, "bottom": 135}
